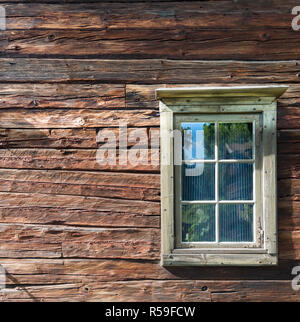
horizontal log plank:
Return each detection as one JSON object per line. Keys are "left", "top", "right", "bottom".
{"left": 1, "top": 258, "right": 299, "bottom": 286}
{"left": 0, "top": 168, "right": 160, "bottom": 190}
{"left": 209, "top": 280, "right": 300, "bottom": 302}
{"left": 0, "top": 109, "right": 160, "bottom": 128}
{"left": 279, "top": 230, "right": 300, "bottom": 260}
{"left": 0, "top": 84, "right": 125, "bottom": 109}
{"left": 1, "top": 2, "right": 295, "bottom": 31}
{"left": 278, "top": 201, "right": 300, "bottom": 231}
{"left": 0, "top": 207, "right": 160, "bottom": 229}
{"left": 278, "top": 129, "right": 300, "bottom": 143}
{"left": 0, "top": 242, "right": 62, "bottom": 259}
{"left": 0, "top": 280, "right": 298, "bottom": 302}
{"left": 278, "top": 130, "right": 300, "bottom": 154}
{"left": 0, "top": 128, "right": 98, "bottom": 149}
{"left": 0, "top": 192, "right": 160, "bottom": 215}
{"left": 278, "top": 155, "right": 300, "bottom": 179}
{"left": 278, "top": 179, "right": 300, "bottom": 201}
{"left": 0, "top": 149, "right": 160, "bottom": 172}
{"left": 0, "top": 127, "right": 159, "bottom": 149}
{"left": 0, "top": 168, "right": 160, "bottom": 201}
{"left": 2, "top": 28, "right": 300, "bottom": 60}
{"left": 0, "top": 59, "right": 300, "bottom": 83}
{"left": 0, "top": 224, "right": 160, "bottom": 260}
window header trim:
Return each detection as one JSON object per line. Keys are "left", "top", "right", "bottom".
{"left": 156, "top": 85, "right": 288, "bottom": 99}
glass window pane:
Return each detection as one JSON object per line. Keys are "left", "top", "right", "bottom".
{"left": 219, "top": 123, "right": 253, "bottom": 160}
{"left": 219, "top": 163, "right": 253, "bottom": 200}
{"left": 219, "top": 204, "right": 253, "bottom": 242}
{"left": 181, "top": 122, "right": 215, "bottom": 160}
{"left": 182, "top": 163, "right": 215, "bottom": 201}
{"left": 182, "top": 204, "right": 215, "bottom": 242}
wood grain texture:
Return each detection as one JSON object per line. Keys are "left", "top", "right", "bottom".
{"left": 0, "top": 59, "right": 300, "bottom": 83}
{"left": 0, "top": 109, "right": 159, "bottom": 128}
{"left": 0, "top": 84, "right": 125, "bottom": 109}
{"left": 0, "top": 127, "right": 159, "bottom": 149}
{"left": 0, "top": 168, "right": 160, "bottom": 201}
{"left": 0, "top": 128, "right": 98, "bottom": 149}
{"left": 0, "top": 149, "right": 160, "bottom": 172}
{"left": 0, "top": 221, "right": 297, "bottom": 259}
{"left": 1, "top": 258, "right": 299, "bottom": 286}
{"left": 0, "top": 0, "right": 299, "bottom": 302}
{"left": 0, "top": 1, "right": 298, "bottom": 61}
{"left": 1, "top": 2, "right": 295, "bottom": 30}
{"left": 2, "top": 28, "right": 300, "bottom": 60}
{"left": 0, "top": 223, "right": 160, "bottom": 259}
{"left": 0, "top": 280, "right": 299, "bottom": 302}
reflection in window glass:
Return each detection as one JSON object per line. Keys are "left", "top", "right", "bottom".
{"left": 219, "top": 204, "right": 253, "bottom": 242}
{"left": 180, "top": 120, "right": 255, "bottom": 245}
{"left": 219, "top": 123, "right": 253, "bottom": 160}
{"left": 182, "top": 163, "right": 215, "bottom": 201}
{"left": 219, "top": 163, "right": 253, "bottom": 200}
{"left": 182, "top": 204, "right": 215, "bottom": 242}
{"left": 181, "top": 123, "right": 215, "bottom": 160}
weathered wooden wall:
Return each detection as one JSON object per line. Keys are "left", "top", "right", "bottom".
{"left": 0, "top": 0, "right": 299, "bottom": 301}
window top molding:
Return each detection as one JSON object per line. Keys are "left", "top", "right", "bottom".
{"left": 156, "top": 85, "right": 288, "bottom": 99}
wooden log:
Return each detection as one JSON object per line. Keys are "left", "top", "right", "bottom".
{"left": 1, "top": 258, "right": 298, "bottom": 286}
{"left": 0, "top": 59, "right": 299, "bottom": 83}
{"left": 0, "top": 224, "right": 160, "bottom": 260}
{"left": 126, "top": 84, "right": 160, "bottom": 109}
{"left": 209, "top": 280, "right": 300, "bottom": 302}
{"left": 278, "top": 179, "right": 300, "bottom": 201}
{"left": 279, "top": 230, "right": 300, "bottom": 260}
{"left": 96, "top": 127, "right": 160, "bottom": 149}
{"left": 0, "top": 168, "right": 160, "bottom": 201}
{"left": 0, "top": 109, "right": 159, "bottom": 128}
{"left": 278, "top": 129, "right": 300, "bottom": 143}
{"left": 0, "top": 280, "right": 298, "bottom": 302}
{"left": 278, "top": 107, "right": 300, "bottom": 130}
{"left": 0, "top": 84, "right": 125, "bottom": 109}
{"left": 2, "top": 28, "right": 300, "bottom": 60}
{"left": 0, "top": 127, "right": 159, "bottom": 149}
{"left": 278, "top": 201, "right": 300, "bottom": 231}
{"left": 2, "top": 2, "right": 295, "bottom": 30}
{"left": 0, "top": 149, "right": 160, "bottom": 172}
{"left": 278, "top": 155, "right": 300, "bottom": 179}
{"left": 0, "top": 242, "right": 61, "bottom": 259}
{"left": 0, "top": 128, "right": 98, "bottom": 149}
{"left": 278, "top": 130, "right": 300, "bottom": 154}
{"left": 0, "top": 207, "right": 160, "bottom": 229}
{"left": 0, "top": 192, "right": 160, "bottom": 215}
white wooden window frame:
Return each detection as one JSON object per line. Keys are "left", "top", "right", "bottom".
{"left": 156, "top": 86, "right": 288, "bottom": 266}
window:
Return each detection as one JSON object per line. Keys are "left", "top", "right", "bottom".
{"left": 157, "top": 86, "right": 288, "bottom": 266}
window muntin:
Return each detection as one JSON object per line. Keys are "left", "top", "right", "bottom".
{"left": 175, "top": 114, "right": 262, "bottom": 249}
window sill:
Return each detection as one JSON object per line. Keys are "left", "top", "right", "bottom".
{"left": 162, "top": 253, "right": 277, "bottom": 266}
